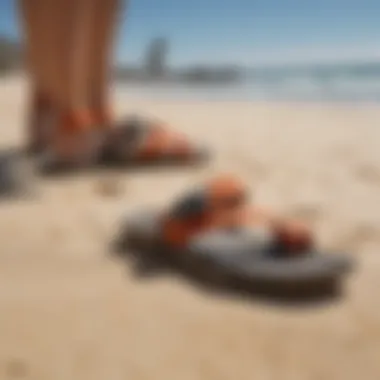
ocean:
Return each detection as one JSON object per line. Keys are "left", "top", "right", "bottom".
{"left": 114, "top": 62, "right": 380, "bottom": 103}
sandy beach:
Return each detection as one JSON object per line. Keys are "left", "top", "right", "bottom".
{"left": 1, "top": 75, "right": 380, "bottom": 380}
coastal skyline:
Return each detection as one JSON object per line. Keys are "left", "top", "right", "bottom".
{"left": 1, "top": 0, "right": 380, "bottom": 67}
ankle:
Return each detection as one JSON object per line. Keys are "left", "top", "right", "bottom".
{"left": 56, "top": 107, "right": 94, "bottom": 135}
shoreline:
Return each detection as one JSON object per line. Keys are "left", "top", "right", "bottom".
{"left": 2, "top": 73, "right": 380, "bottom": 106}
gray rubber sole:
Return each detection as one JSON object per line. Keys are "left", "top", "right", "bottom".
{"left": 119, "top": 210, "right": 355, "bottom": 295}
{"left": 101, "top": 145, "right": 210, "bottom": 169}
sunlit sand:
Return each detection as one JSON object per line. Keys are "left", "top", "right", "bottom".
{"left": 1, "top": 75, "right": 380, "bottom": 380}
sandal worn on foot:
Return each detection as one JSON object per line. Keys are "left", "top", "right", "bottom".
{"left": 99, "top": 116, "right": 209, "bottom": 166}
{"left": 39, "top": 115, "right": 209, "bottom": 173}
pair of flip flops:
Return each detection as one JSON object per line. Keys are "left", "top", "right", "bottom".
{"left": 118, "top": 175, "right": 354, "bottom": 297}
{"left": 38, "top": 116, "right": 209, "bottom": 173}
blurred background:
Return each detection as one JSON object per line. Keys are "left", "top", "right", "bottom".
{"left": 1, "top": 0, "right": 380, "bottom": 102}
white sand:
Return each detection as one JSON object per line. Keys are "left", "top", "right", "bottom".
{"left": 1, "top": 75, "right": 380, "bottom": 380}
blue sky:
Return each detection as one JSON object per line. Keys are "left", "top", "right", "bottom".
{"left": 1, "top": 0, "right": 380, "bottom": 66}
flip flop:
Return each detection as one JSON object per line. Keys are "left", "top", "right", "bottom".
{"left": 99, "top": 116, "right": 209, "bottom": 166}
{"left": 38, "top": 116, "right": 209, "bottom": 174}
{"left": 116, "top": 175, "right": 354, "bottom": 297}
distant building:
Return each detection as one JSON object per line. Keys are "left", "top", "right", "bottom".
{"left": 144, "top": 37, "right": 169, "bottom": 79}
{"left": 114, "top": 37, "right": 241, "bottom": 85}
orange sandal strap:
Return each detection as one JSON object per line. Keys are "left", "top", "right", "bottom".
{"left": 100, "top": 117, "right": 205, "bottom": 163}
{"left": 161, "top": 175, "right": 312, "bottom": 250}
{"left": 58, "top": 108, "right": 94, "bottom": 133}
{"left": 162, "top": 175, "right": 250, "bottom": 247}
{"left": 134, "top": 124, "right": 195, "bottom": 160}
{"left": 135, "top": 125, "right": 174, "bottom": 159}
